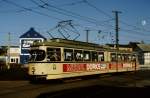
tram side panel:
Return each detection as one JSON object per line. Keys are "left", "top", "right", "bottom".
{"left": 28, "top": 62, "right": 138, "bottom": 80}
{"left": 47, "top": 62, "right": 112, "bottom": 80}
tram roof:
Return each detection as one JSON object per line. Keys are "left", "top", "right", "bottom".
{"left": 32, "top": 38, "right": 109, "bottom": 51}
{"left": 32, "top": 38, "right": 134, "bottom": 53}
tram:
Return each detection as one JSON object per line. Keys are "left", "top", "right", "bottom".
{"left": 28, "top": 38, "right": 139, "bottom": 80}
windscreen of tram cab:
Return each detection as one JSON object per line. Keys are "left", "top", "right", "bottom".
{"left": 29, "top": 50, "right": 46, "bottom": 61}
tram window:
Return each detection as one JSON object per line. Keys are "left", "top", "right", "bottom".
{"left": 111, "top": 53, "right": 116, "bottom": 61}
{"left": 92, "top": 51, "right": 98, "bottom": 61}
{"left": 64, "top": 49, "right": 73, "bottom": 61}
{"left": 83, "top": 51, "right": 91, "bottom": 61}
{"left": 122, "top": 54, "right": 132, "bottom": 62}
{"left": 132, "top": 55, "right": 136, "bottom": 61}
{"left": 118, "top": 54, "right": 122, "bottom": 61}
{"left": 98, "top": 52, "right": 104, "bottom": 61}
{"left": 29, "top": 50, "right": 45, "bottom": 61}
{"left": 74, "top": 50, "right": 83, "bottom": 61}
{"left": 128, "top": 55, "right": 132, "bottom": 61}
{"left": 123, "top": 54, "right": 128, "bottom": 62}
{"left": 47, "top": 48, "right": 61, "bottom": 61}
{"left": 122, "top": 54, "right": 125, "bottom": 61}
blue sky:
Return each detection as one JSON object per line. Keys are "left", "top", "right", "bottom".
{"left": 0, "top": 0, "right": 150, "bottom": 45}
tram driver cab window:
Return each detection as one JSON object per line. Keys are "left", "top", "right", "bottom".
{"left": 29, "top": 50, "right": 45, "bottom": 61}
{"left": 47, "top": 48, "right": 61, "bottom": 61}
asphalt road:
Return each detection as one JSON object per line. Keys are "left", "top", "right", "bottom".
{"left": 0, "top": 70, "right": 150, "bottom": 98}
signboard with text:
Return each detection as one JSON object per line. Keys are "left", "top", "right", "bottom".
{"left": 20, "top": 39, "right": 42, "bottom": 54}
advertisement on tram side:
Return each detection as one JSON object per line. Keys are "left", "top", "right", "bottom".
{"left": 63, "top": 63, "right": 107, "bottom": 72}
{"left": 86, "top": 63, "right": 107, "bottom": 71}
{"left": 63, "top": 64, "right": 86, "bottom": 72}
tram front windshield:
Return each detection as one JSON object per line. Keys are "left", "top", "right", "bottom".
{"left": 29, "top": 50, "right": 45, "bottom": 61}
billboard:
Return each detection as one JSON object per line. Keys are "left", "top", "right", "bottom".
{"left": 20, "top": 39, "right": 42, "bottom": 54}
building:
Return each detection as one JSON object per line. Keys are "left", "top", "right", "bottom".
{"left": 8, "top": 46, "right": 20, "bottom": 64}
{"left": 0, "top": 46, "right": 20, "bottom": 69}
{"left": 0, "top": 46, "right": 20, "bottom": 64}
{"left": 19, "top": 27, "right": 46, "bottom": 64}
{"left": 135, "top": 44, "right": 150, "bottom": 65}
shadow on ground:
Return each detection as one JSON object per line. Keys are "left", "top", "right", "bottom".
{"left": 37, "top": 85, "right": 150, "bottom": 98}
{"left": 0, "top": 68, "right": 29, "bottom": 81}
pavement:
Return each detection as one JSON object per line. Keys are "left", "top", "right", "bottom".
{"left": 0, "top": 68, "right": 150, "bottom": 98}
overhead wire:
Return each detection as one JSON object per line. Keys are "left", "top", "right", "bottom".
{"left": 82, "top": 0, "right": 150, "bottom": 40}
{"left": 30, "top": 0, "right": 92, "bottom": 23}
{"left": 0, "top": 6, "right": 40, "bottom": 13}
{"left": 55, "top": 0, "right": 85, "bottom": 7}
{"left": 121, "top": 28, "right": 150, "bottom": 36}
{"left": 83, "top": 0, "right": 113, "bottom": 19}
{"left": 118, "top": 28, "right": 150, "bottom": 43}
{"left": 3, "top": 0, "right": 115, "bottom": 41}
{"left": 118, "top": 21, "right": 150, "bottom": 43}
{"left": 121, "top": 20, "right": 150, "bottom": 33}
{"left": 2, "top": 0, "right": 63, "bottom": 20}
{"left": 38, "top": 0, "right": 115, "bottom": 28}
{"left": 2, "top": 0, "right": 150, "bottom": 43}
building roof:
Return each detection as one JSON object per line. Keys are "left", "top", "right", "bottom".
{"left": 19, "top": 27, "right": 46, "bottom": 39}
{"left": 137, "top": 44, "right": 150, "bottom": 52}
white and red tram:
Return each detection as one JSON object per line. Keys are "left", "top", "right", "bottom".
{"left": 28, "top": 38, "right": 139, "bottom": 80}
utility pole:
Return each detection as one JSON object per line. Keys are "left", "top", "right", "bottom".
{"left": 85, "top": 30, "right": 90, "bottom": 43}
{"left": 112, "top": 11, "right": 122, "bottom": 71}
{"left": 7, "top": 32, "right": 11, "bottom": 69}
